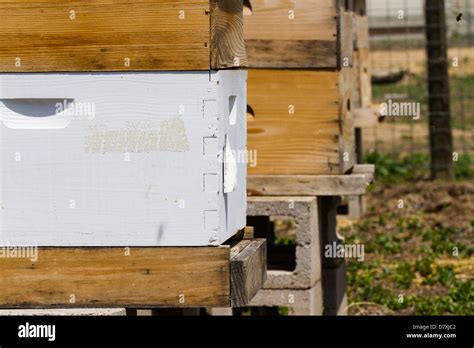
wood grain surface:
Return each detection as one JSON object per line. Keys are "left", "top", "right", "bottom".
{"left": 247, "top": 165, "right": 375, "bottom": 196}
{"left": 0, "top": 247, "right": 231, "bottom": 308}
{"left": 243, "top": 0, "right": 339, "bottom": 68}
{"left": 0, "top": 0, "right": 246, "bottom": 71}
{"left": 247, "top": 69, "right": 353, "bottom": 175}
{"left": 231, "top": 238, "right": 266, "bottom": 307}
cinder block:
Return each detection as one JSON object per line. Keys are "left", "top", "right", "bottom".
{"left": 348, "top": 195, "right": 367, "bottom": 220}
{"left": 338, "top": 294, "right": 349, "bottom": 316}
{"left": 319, "top": 196, "right": 346, "bottom": 269}
{"left": 247, "top": 196, "right": 320, "bottom": 289}
{"left": 206, "top": 307, "right": 233, "bottom": 316}
{"left": 249, "top": 281, "right": 323, "bottom": 316}
{"left": 322, "top": 261, "right": 348, "bottom": 316}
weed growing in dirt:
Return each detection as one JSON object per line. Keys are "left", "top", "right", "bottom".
{"left": 343, "top": 182, "right": 473, "bottom": 315}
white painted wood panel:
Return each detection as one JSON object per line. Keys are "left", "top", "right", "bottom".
{"left": 0, "top": 71, "right": 247, "bottom": 246}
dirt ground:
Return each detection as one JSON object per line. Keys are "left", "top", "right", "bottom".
{"left": 366, "top": 181, "right": 474, "bottom": 231}
{"left": 371, "top": 47, "right": 474, "bottom": 76}
{"left": 342, "top": 181, "right": 474, "bottom": 315}
{"left": 361, "top": 122, "right": 474, "bottom": 156}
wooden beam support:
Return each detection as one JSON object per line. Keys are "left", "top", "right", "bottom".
{"left": 353, "top": 107, "right": 379, "bottom": 128}
{"left": 0, "top": 247, "right": 230, "bottom": 308}
{"left": 0, "top": 240, "right": 267, "bottom": 308}
{"left": 230, "top": 239, "right": 267, "bottom": 307}
{"left": 247, "top": 165, "right": 374, "bottom": 196}
{"left": 351, "top": 164, "right": 375, "bottom": 174}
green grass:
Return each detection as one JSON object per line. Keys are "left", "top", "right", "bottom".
{"left": 365, "top": 151, "right": 474, "bottom": 183}
{"left": 347, "top": 255, "right": 473, "bottom": 315}
{"left": 345, "top": 209, "right": 474, "bottom": 315}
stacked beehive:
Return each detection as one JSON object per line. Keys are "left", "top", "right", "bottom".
{"left": 245, "top": 0, "right": 355, "bottom": 175}
{"left": 0, "top": 0, "right": 248, "bottom": 247}
{"left": 243, "top": 0, "right": 374, "bottom": 315}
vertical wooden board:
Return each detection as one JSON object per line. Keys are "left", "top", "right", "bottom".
{"left": 247, "top": 69, "right": 344, "bottom": 175}
{"left": 353, "top": 0, "right": 369, "bottom": 49}
{"left": 352, "top": 51, "right": 362, "bottom": 108}
{"left": 0, "top": 247, "right": 231, "bottom": 308}
{"left": 210, "top": 0, "right": 248, "bottom": 69}
{"left": 351, "top": 48, "right": 372, "bottom": 109}
{"left": 243, "top": 0, "right": 339, "bottom": 68}
{"left": 339, "top": 66, "right": 356, "bottom": 173}
{"left": 339, "top": 0, "right": 354, "bottom": 68}
{"left": 0, "top": 0, "right": 211, "bottom": 72}
{"left": 358, "top": 48, "right": 372, "bottom": 108}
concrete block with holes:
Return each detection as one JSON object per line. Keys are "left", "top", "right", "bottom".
{"left": 322, "top": 261, "right": 348, "bottom": 316}
{"left": 247, "top": 196, "right": 320, "bottom": 289}
{"left": 249, "top": 281, "right": 323, "bottom": 315}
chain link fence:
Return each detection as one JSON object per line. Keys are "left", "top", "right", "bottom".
{"left": 363, "top": 0, "right": 473, "bottom": 180}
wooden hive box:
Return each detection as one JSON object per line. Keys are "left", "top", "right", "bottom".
{"left": 244, "top": 0, "right": 355, "bottom": 175}
{"left": 247, "top": 68, "right": 354, "bottom": 175}
{"left": 243, "top": 0, "right": 354, "bottom": 69}
{"left": 0, "top": 71, "right": 247, "bottom": 246}
{"left": 0, "top": 0, "right": 247, "bottom": 72}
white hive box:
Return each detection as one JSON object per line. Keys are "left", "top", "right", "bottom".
{"left": 0, "top": 70, "right": 247, "bottom": 246}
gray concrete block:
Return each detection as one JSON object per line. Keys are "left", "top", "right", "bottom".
{"left": 319, "top": 196, "right": 346, "bottom": 269}
{"left": 322, "top": 261, "right": 348, "bottom": 315}
{"left": 338, "top": 294, "right": 348, "bottom": 316}
{"left": 206, "top": 307, "right": 233, "bottom": 316}
{"left": 347, "top": 195, "right": 367, "bottom": 220}
{"left": 247, "top": 196, "right": 320, "bottom": 289}
{"left": 249, "top": 281, "right": 323, "bottom": 315}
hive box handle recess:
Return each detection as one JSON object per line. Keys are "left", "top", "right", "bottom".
{"left": 0, "top": 98, "right": 74, "bottom": 129}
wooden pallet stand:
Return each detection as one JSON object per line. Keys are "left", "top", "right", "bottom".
{"left": 247, "top": 165, "right": 374, "bottom": 197}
